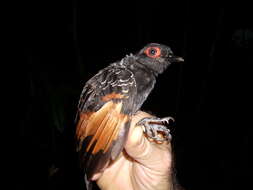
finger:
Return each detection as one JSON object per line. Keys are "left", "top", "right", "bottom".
{"left": 125, "top": 111, "right": 149, "bottom": 157}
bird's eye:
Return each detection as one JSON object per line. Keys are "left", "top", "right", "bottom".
{"left": 150, "top": 49, "right": 157, "bottom": 55}
{"left": 144, "top": 47, "right": 161, "bottom": 58}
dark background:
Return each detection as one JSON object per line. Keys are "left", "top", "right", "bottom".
{"left": 13, "top": 1, "right": 252, "bottom": 190}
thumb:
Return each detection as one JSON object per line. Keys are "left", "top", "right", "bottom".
{"left": 125, "top": 111, "right": 152, "bottom": 160}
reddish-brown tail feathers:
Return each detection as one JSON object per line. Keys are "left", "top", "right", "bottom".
{"left": 76, "top": 101, "right": 130, "bottom": 179}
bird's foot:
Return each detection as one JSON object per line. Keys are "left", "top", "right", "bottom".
{"left": 137, "top": 117, "right": 174, "bottom": 142}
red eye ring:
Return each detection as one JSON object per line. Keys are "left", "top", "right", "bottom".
{"left": 144, "top": 47, "right": 161, "bottom": 58}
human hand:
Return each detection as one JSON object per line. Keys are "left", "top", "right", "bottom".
{"left": 96, "top": 111, "right": 174, "bottom": 190}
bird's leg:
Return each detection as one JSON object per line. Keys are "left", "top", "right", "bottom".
{"left": 137, "top": 117, "right": 174, "bottom": 142}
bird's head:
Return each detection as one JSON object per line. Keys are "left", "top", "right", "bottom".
{"left": 135, "top": 43, "right": 184, "bottom": 74}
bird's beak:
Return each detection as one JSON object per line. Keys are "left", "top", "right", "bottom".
{"left": 168, "top": 55, "right": 184, "bottom": 63}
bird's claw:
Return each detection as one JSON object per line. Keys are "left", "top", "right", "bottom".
{"left": 137, "top": 116, "right": 174, "bottom": 142}
{"left": 159, "top": 117, "right": 175, "bottom": 124}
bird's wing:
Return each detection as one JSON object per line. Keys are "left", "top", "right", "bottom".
{"left": 75, "top": 65, "right": 136, "bottom": 179}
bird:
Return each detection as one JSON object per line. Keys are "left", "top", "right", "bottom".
{"left": 75, "top": 43, "right": 183, "bottom": 189}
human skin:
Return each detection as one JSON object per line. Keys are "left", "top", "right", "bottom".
{"left": 95, "top": 111, "right": 174, "bottom": 190}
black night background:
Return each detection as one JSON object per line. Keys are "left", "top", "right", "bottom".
{"left": 13, "top": 1, "right": 251, "bottom": 190}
